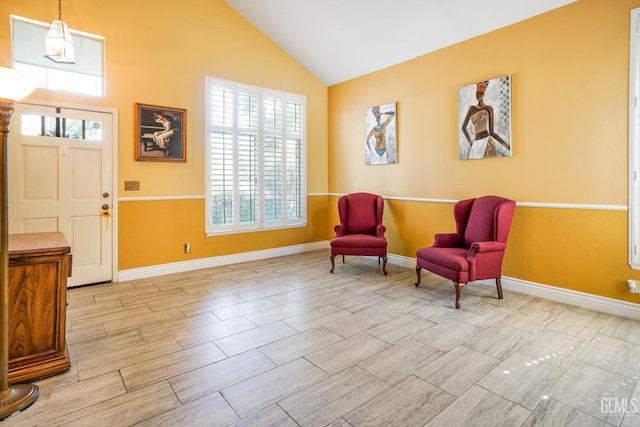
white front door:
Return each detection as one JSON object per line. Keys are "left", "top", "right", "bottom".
{"left": 8, "top": 103, "right": 114, "bottom": 287}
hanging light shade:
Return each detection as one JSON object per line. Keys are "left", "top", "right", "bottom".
{"left": 44, "top": 0, "right": 75, "bottom": 64}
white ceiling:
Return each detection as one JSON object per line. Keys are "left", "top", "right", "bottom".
{"left": 225, "top": 0, "right": 577, "bottom": 86}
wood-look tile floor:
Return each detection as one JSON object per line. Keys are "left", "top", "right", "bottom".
{"left": 3, "top": 250, "right": 640, "bottom": 426}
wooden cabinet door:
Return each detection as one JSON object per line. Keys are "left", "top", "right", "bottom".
{"left": 7, "top": 232, "right": 71, "bottom": 383}
{"left": 9, "top": 255, "right": 63, "bottom": 363}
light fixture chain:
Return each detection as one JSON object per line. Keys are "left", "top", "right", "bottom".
{"left": 58, "top": 0, "right": 62, "bottom": 20}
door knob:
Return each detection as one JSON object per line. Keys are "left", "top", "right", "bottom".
{"left": 102, "top": 192, "right": 109, "bottom": 198}
{"left": 102, "top": 204, "right": 110, "bottom": 210}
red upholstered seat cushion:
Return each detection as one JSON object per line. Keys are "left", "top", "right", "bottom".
{"left": 330, "top": 234, "right": 387, "bottom": 249}
{"left": 416, "top": 247, "right": 469, "bottom": 272}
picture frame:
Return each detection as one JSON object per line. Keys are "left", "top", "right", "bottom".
{"left": 135, "top": 103, "right": 186, "bottom": 162}
{"left": 365, "top": 102, "right": 397, "bottom": 165}
{"left": 458, "top": 75, "right": 512, "bottom": 160}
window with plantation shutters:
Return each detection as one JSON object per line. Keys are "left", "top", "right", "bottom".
{"left": 205, "top": 77, "right": 306, "bottom": 234}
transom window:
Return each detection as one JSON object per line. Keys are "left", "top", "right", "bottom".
{"left": 205, "top": 77, "right": 306, "bottom": 234}
{"left": 11, "top": 15, "right": 105, "bottom": 97}
{"left": 21, "top": 113, "right": 102, "bottom": 141}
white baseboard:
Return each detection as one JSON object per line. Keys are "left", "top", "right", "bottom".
{"left": 389, "top": 253, "right": 640, "bottom": 320}
{"left": 118, "top": 241, "right": 329, "bottom": 282}
{"left": 497, "top": 277, "right": 640, "bottom": 321}
{"left": 388, "top": 253, "right": 418, "bottom": 269}
{"left": 119, "top": 243, "right": 640, "bottom": 321}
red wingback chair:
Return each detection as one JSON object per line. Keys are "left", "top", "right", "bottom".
{"left": 415, "top": 195, "right": 516, "bottom": 309}
{"left": 330, "top": 192, "right": 388, "bottom": 275}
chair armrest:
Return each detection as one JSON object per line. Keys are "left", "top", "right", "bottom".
{"left": 376, "top": 224, "right": 386, "bottom": 238}
{"left": 334, "top": 223, "right": 346, "bottom": 237}
{"left": 469, "top": 241, "right": 507, "bottom": 254}
{"left": 433, "top": 233, "right": 464, "bottom": 248}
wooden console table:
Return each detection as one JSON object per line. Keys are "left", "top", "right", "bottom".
{"left": 7, "top": 232, "right": 72, "bottom": 383}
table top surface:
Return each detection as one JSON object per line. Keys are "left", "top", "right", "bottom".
{"left": 8, "top": 232, "right": 71, "bottom": 254}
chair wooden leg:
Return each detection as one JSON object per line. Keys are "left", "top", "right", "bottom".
{"left": 496, "top": 277, "right": 504, "bottom": 299}
{"left": 342, "top": 255, "right": 345, "bottom": 263}
{"left": 382, "top": 256, "right": 387, "bottom": 275}
{"left": 330, "top": 255, "right": 336, "bottom": 273}
{"left": 414, "top": 266, "right": 422, "bottom": 286}
{"left": 454, "top": 282, "right": 464, "bottom": 309}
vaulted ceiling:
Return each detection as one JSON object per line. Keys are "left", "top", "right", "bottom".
{"left": 225, "top": 0, "right": 578, "bottom": 86}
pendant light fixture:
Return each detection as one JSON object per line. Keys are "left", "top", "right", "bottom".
{"left": 44, "top": 0, "right": 75, "bottom": 64}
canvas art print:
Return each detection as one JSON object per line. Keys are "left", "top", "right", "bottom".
{"left": 135, "top": 103, "right": 187, "bottom": 162}
{"left": 365, "top": 102, "right": 397, "bottom": 165}
{"left": 458, "top": 75, "right": 511, "bottom": 160}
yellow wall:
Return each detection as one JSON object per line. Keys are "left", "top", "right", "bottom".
{"left": 118, "top": 197, "right": 328, "bottom": 270}
{"left": 328, "top": 0, "right": 640, "bottom": 303}
{"left": 0, "top": 0, "right": 329, "bottom": 270}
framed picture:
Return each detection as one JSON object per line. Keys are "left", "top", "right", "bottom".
{"left": 365, "top": 102, "right": 397, "bottom": 165}
{"left": 135, "top": 103, "right": 186, "bottom": 162}
{"left": 458, "top": 75, "right": 511, "bottom": 160}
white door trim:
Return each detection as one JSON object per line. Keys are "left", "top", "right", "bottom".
{"left": 630, "top": 8, "right": 640, "bottom": 269}
{"left": 15, "top": 98, "right": 119, "bottom": 284}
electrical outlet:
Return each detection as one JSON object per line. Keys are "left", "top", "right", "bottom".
{"left": 184, "top": 243, "right": 191, "bottom": 254}
{"left": 628, "top": 279, "right": 639, "bottom": 294}
{"left": 124, "top": 181, "right": 140, "bottom": 191}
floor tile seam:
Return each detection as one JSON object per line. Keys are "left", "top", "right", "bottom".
{"left": 75, "top": 336, "right": 186, "bottom": 382}
{"left": 301, "top": 353, "right": 342, "bottom": 378}
{"left": 485, "top": 351, "right": 571, "bottom": 405}
{"left": 27, "top": 372, "right": 133, "bottom": 426}
{"left": 443, "top": 315, "right": 496, "bottom": 330}
{"left": 534, "top": 396, "right": 619, "bottom": 426}
{"left": 174, "top": 305, "right": 225, "bottom": 319}
{"left": 588, "top": 332, "right": 640, "bottom": 349}
{"left": 164, "top": 371, "right": 210, "bottom": 409}
{"left": 217, "top": 388, "right": 243, "bottom": 423}
{"left": 355, "top": 356, "right": 440, "bottom": 388}
{"left": 218, "top": 362, "right": 332, "bottom": 421}
{"left": 545, "top": 321, "right": 606, "bottom": 339}
{"left": 540, "top": 328, "right": 618, "bottom": 361}
{"left": 168, "top": 355, "right": 277, "bottom": 407}
{"left": 66, "top": 303, "right": 151, "bottom": 325}
{"left": 255, "top": 328, "right": 347, "bottom": 365}
{"left": 273, "top": 401, "right": 303, "bottom": 427}
{"left": 327, "top": 374, "right": 409, "bottom": 425}
{"left": 472, "top": 383, "right": 534, "bottom": 414}
{"left": 204, "top": 287, "right": 252, "bottom": 300}
{"left": 67, "top": 331, "right": 146, "bottom": 361}
{"left": 251, "top": 299, "right": 316, "bottom": 319}
{"left": 570, "top": 357, "right": 640, "bottom": 391}
{"left": 117, "top": 338, "right": 230, "bottom": 379}
{"left": 210, "top": 295, "right": 281, "bottom": 310}
{"left": 104, "top": 318, "right": 189, "bottom": 337}
{"left": 547, "top": 357, "right": 640, "bottom": 422}
{"left": 235, "top": 288, "right": 300, "bottom": 302}
{"left": 211, "top": 320, "right": 297, "bottom": 351}
{"left": 168, "top": 317, "right": 255, "bottom": 347}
